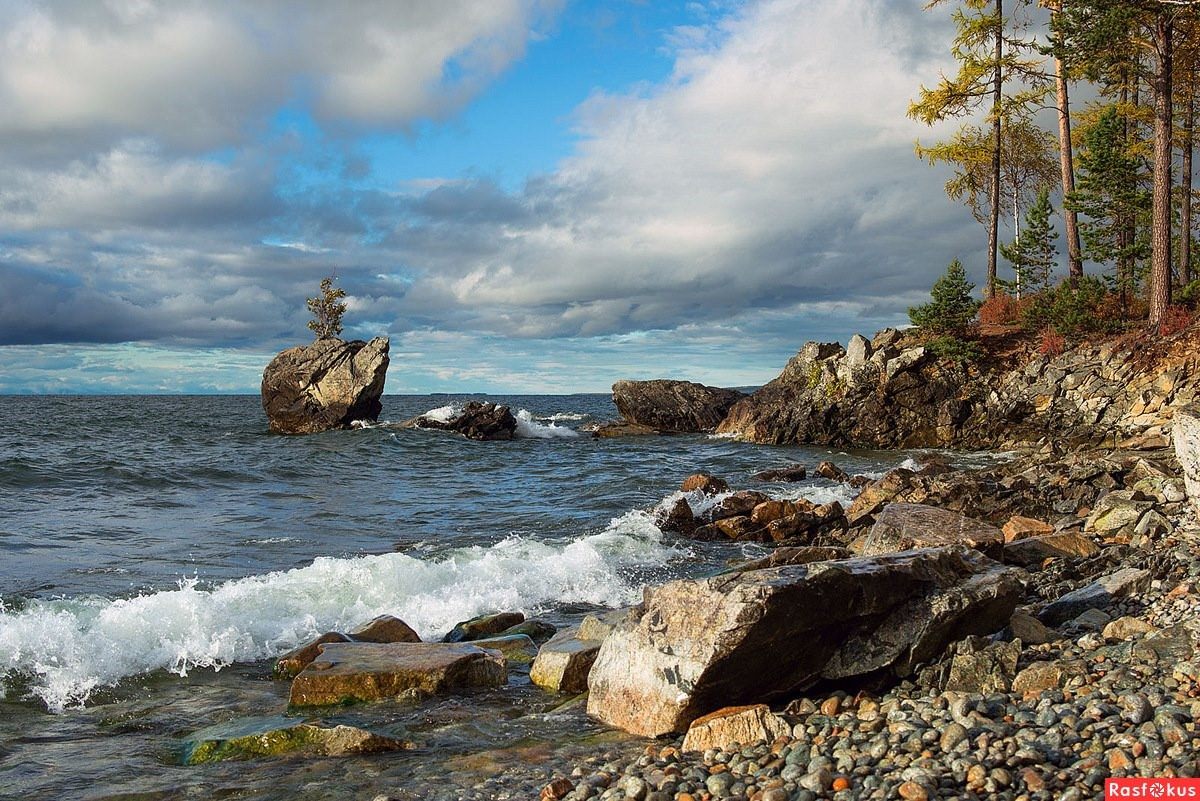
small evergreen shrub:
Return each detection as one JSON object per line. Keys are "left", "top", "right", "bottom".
{"left": 307, "top": 276, "right": 348, "bottom": 339}
{"left": 909, "top": 260, "right": 982, "bottom": 337}
{"left": 1178, "top": 279, "right": 1200, "bottom": 308}
{"left": 1021, "top": 277, "right": 1118, "bottom": 338}
{"left": 925, "top": 335, "right": 982, "bottom": 364}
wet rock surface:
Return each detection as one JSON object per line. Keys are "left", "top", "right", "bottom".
{"left": 405, "top": 401, "right": 519, "bottom": 441}
{"left": 260, "top": 337, "right": 389, "bottom": 434}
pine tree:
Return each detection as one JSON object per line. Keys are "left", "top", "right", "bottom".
{"left": 1001, "top": 188, "right": 1059, "bottom": 296}
{"left": 1065, "top": 106, "right": 1150, "bottom": 291}
{"left": 306, "top": 277, "right": 348, "bottom": 339}
{"left": 909, "top": 260, "right": 983, "bottom": 337}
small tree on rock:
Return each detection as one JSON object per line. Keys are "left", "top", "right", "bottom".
{"left": 909, "top": 260, "right": 983, "bottom": 363}
{"left": 307, "top": 276, "right": 347, "bottom": 339}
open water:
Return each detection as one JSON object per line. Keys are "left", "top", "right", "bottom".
{"left": 0, "top": 394, "right": 957, "bottom": 800}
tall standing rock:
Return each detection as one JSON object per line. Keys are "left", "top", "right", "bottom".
{"left": 586, "top": 546, "right": 1021, "bottom": 737}
{"left": 261, "top": 337, "right": 389, "bottom": 434}
{"left": 1173, "top": 405, "right": 1200, "bottom": 515}
{"left": 611, "top": 379, "right": 745, "bottom": 433}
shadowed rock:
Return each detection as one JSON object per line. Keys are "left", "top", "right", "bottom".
{"left": 261, "top": 337, "right": 389, "bottom": 434}
{"left": 406, "top": 401, "right": 518, "bottom": 441}
{"left": 586, "top": 546, "right": 1022, "bottom": 737}
{"left": 612, "top": 379, "right": 745, "bottom": 433}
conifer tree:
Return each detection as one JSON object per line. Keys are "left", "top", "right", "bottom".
{"left": 1065, "top": 106, "right": 1151, "bottom": 297}
{"left": 909, "top": 260, "right": 983, "bottom": 337}
{"left": 1001, "top": 187, "right": 1059, "bottom": 296}
{"left": 306, "top": 276, "right": 348, "bottom": 340}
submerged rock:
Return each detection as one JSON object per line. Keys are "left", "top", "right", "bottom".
{"left": 498, "top": 619, "right": 558, "bottom": 644}
{"left": 261, "top": 337, "right": 389, "bottom": 434}
{"left": 680, "top": 473, "right": 729, "bottom": 495}
{"left": 288, "top": 642, "right": 506, "bottom": 706}
{"left": 611, "top": 379, "right": 745, "bottom": 433}
{"left": 469, "top": 634, "right": 539, "bottom": 664}
{"left": 443, "top": 611, "right": 526, "bottom": 643}
{"left": 586, "top": 546, "right": 1021, "bottom": 737}
{"left": 273, "top": 615, "right": 421, "bottom": 678}
{"left": 180, "top": 715, "right": 411, "bottom": 764}
{"left": 752, "top": 464, "right": 808, "bottom": 482}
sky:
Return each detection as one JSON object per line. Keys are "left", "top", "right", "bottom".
{"left": 0, "top": 0, "right": 984, "bottom": 394}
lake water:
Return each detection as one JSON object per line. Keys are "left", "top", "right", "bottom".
{"left": 0, "top": 394, "right": 937, "bottom": 800}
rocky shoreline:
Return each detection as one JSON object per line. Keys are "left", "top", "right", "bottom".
{"left": 246, "top": 327, "right": 1200, "bottom": 801}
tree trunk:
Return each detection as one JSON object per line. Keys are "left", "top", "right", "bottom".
{"left": 1051, "top": 2, "right": 1083, "bottom": 282}
{"left": 1183, "top": 93, "right": 1194, "bottom": 286}
{"left": 1150, "top": 15, "right": 1174, "bottom": 328}
{"left": 987, "top": 0, "right": 1003, "bottom": 299}
{"left": 1118, "top": 78, "right": 1133, "bottom": 312}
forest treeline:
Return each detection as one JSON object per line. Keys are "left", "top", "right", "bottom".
{"left": 908, "top": 0, "right": 1200, "bottom": 356}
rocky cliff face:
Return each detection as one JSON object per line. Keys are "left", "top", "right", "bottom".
{"left": 261, "top": 337, "right": 389, "bottom": 434}
{"left": 715, "top": 330, "right": 972, "bottom": 448}
{"left": 715, "top": 325, "right": 1200, "bottom": 450}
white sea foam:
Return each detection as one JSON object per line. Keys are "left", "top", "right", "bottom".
{"left": 420, "top": 404, "right": 461, "bottom": 424}
{"left": 539, "top": 412, "right": 587, "bottom": 422}
{"left": 0, "top": 515, "right": 676, "bottom": 712}
{"left": 514, "top": 409, "right": 580, "bottom": 439}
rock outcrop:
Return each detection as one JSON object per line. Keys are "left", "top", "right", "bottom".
{"left": 715, "top": 323, "right": 1200, "bottom": 449}
{"left": 586, "top": 546, "right": 1022, "bottom": 737}
{"left": 611, "top": 379, "right": 745, "bottom": 433}
{"left": 261, "top": 337, "right": 389, "bottom": 434}
{"left": 405, "top": 401, "right": 518, "bottom": 441}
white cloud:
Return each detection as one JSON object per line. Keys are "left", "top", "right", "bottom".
{"left": 389, "top": 0, "right": 977, "bottom": 336}
{"left": 0, "top": 0, "right": 559, "bottom": 156}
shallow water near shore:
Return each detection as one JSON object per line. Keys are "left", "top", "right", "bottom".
{"left": 0, "top": 394, "right": 996, "bottom": 800}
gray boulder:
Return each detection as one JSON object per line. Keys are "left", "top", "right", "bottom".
{"left": 586, "top": 546, "right": 1022, "bottom": 737}
{"left": 261, "top": 337, "right": 389, "bottom": 434}
{"left": 1173, "top": 404, "right": 1200, "bottom": 515}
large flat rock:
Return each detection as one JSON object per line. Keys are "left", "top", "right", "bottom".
{"left": 289, "top": 642, "right": 506, "bottom": 707}
{"left": 860, "top": 503, "right": 1004, "bottom": 558}
{"left": 180, "top": 715, "right": 412, "bottom": 764}
{"left": 586, "top": 546, "right": 1021, "bottom": 737}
